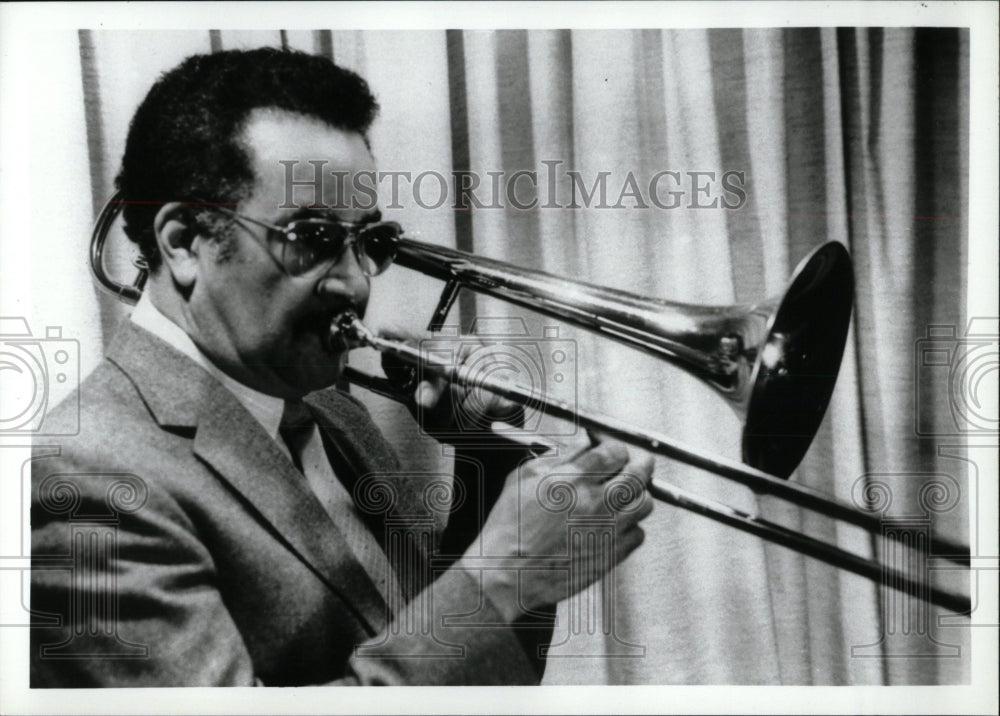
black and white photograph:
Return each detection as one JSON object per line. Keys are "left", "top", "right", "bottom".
{"left": 0, "top": 2, "right": 996, "bottom": 714}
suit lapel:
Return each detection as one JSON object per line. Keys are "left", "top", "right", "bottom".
{"left": 107, "top": 321, "right": 389, "bottom": 635}
{"left": 192, "top": 386, "right": 390, "bottom": 634}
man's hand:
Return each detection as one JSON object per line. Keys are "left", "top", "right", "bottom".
{"left": 379, "top": 328, "right": 525, "bottom": 442}
{"left": 456, "top": 438, "right": 655, "bottom": 623}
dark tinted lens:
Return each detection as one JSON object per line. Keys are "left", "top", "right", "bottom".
{"left": 357, "top": 222, "right": 401, "bottom": 276}
{"left": 281, "top": 221, "right": 349, "bottom": 276}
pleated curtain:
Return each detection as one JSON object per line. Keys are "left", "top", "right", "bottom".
{"left": 40, "top": 27, "right": 968, "bottom": 684}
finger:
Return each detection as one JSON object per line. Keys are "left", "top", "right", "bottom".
{"left": 495, "top": 425, "right": 563, "bottom": 455}
{"left": 504, "top": 431, "right": 598, "bottom": 473}
{"left": 602, "top": 452, "right": 656, "bottom": 527}
{"left": 604, "top": 472, "right": 653, "bottom": 523}
{"left": 414, "top": 379, "right": 445, "bottom": 409}
{"left": 565, "top": 440, "right": 630, "bottom": 480}
{"left": 626, "top": 452, "right": 655, "bottom": 487}
{"left": 637, "top": 490, "right": 654, "bottom": 520}
{"left": 618, "top": 490, "right": 654, "bottom": 524}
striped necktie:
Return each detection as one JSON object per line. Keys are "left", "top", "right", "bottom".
{"left": 279, "top": 400, "right": 404, "bottom": 611}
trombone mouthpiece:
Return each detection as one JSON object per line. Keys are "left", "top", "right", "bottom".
{"left": 327, "top": 311, "right": 377, "bottom": 352}
{"left": 328, "top": 311, "right": 359, "bottom": 352}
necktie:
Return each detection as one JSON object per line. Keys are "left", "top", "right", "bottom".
{"left": 278, "top": 400, "right": 313, "bottom": 472}
{"left": 279, "top": 400, "right": 403, "bottom": 611}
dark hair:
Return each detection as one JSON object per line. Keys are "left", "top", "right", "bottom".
{"left": 115, "top": 47, "right": 379, "bottom": 270}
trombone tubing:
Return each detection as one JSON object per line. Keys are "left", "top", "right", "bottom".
{"left": 339, "top": 317, "right": 971, "bottom": 613}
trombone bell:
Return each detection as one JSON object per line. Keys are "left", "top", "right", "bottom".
{"left": 740, "top": 243, "right": 854, "bottom": 478}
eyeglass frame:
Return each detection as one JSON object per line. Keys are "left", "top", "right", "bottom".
{"left": 189, "top": 200, "right": 401, "bottom": 278}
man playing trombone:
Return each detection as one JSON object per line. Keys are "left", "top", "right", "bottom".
{"left": 30, "top": 47, "right": 654, "bottom": 687}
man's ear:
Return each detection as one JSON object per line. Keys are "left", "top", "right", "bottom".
{"left": 153, "top": 202, "right": 201, "bottom": 289}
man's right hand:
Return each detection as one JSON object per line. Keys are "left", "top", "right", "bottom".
{"left": 456, "top": 439, "right": 655, "bottom": 623}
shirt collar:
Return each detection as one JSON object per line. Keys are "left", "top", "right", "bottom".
{"left": 130, "top": 293, "right": 285, "bottom": 441}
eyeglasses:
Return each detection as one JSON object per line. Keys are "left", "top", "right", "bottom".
{"left": 197, "top": 202, "right": 401, "bottom": 278}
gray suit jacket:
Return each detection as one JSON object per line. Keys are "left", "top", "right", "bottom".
{"left": 30, "top": 321, "right": 543, "bottom": 686}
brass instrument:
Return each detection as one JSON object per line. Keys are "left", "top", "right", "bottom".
{"left": 90, "top": 194, "right": 971, "bottom": 612}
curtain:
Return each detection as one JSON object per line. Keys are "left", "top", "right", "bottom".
{"left": 49, "top": 27, "right": 969, "bottom": 684}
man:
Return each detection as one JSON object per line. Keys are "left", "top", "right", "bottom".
{"left": 30, "top": 48, "right": 654, "bottom": 686}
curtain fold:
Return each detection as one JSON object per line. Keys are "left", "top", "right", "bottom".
{"left": 68, "top": 27, "right": 970, "bottom": 685}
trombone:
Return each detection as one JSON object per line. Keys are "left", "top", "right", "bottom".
{"left": 90, "top": 193, "right": 971, "bottom": 613}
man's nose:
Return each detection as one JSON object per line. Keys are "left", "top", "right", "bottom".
{"left": 314, "top": 246, "right": 370, "bottom": 305}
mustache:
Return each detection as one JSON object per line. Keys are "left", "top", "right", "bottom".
{"left": 294, "top": 303, "right": 366, "bottom": 353}
{"left": 311, "top": 280, "right": 368, "bottom": 328}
